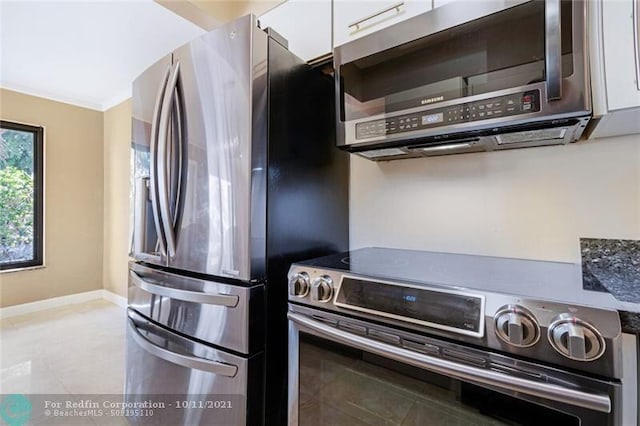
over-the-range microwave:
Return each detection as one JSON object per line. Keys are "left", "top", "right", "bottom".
{"left": 334, "top": 0, "right": 591, "bottom": 161}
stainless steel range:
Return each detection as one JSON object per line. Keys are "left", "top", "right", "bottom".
{"left": 287, "top": 247, "right": 638, "bottom": 426}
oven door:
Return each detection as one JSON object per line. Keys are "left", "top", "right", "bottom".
{"left": 288, "top": 308, "right": 620, "bottom": 426}
{"left": 335, "top": 0, "right": 590, "bottom": 149}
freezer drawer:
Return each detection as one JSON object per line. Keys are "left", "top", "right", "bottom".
{"left": 128, "top": 262, "right": 264, "bottom": 355}
{"left": 125, "top": 309, "right": 264, "bottom": 425}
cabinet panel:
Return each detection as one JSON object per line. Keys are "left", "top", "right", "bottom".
{"left": 259, "top": 0, "right": 332, "bottom": 61}
{"left": 588, "top": 0, "right": 640, "bottom": 138}
{"left": 333, "top": 0, "right": 431, "bottom": 47}
{"left": 602, "top": 0, "right": 640, "bottom": 110}
{"left": 433, "top": 0, "right": 457, "bottom": 8}
{"left": 433, "top": 0, "right": 488, "bottom": 8}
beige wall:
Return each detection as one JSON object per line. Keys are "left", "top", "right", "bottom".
{"left": 351, "top": 135, "right": 640, "bottom": 263}
{"left": 0, "top": 89, "right": 104, "bottom": 307}
{"left": 231, "top": 0, "right": 286, "bottom": 17}
{"left": 103, "top": 99, "right": 132, "bottom": 298}
{"left": 155, "top": 0, "right": 285, "bottom": 30}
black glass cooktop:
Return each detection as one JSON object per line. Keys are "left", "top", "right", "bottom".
{"left": 298, "top": 247, "right": 586, "bottom": 302}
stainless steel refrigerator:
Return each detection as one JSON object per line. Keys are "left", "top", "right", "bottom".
{"left": 125, "top": 14, "right": 348, "bottom": 425}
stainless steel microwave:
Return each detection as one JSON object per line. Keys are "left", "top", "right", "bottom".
{"left": 334, "top": 0, "right": 591, "bottom": 161}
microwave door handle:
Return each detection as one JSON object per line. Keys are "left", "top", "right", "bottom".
{"left": 157, "top": 62, "right": 180, "bottom": 258}
{"left": 149, "top": 65, "right": 172, "bottom": 256}
{"left": 127, "top": 318, "right": 238, "bottom": 377}
{"left": 288, "top": 313, "right": 611, "bottom": 414}
{"left": 545, "top": 0, "right": 563, "bottom": 100}
{"left": 129, "top": 271, "right": 239, "bottom": 307}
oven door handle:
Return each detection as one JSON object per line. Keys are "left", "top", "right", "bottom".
{"left": 288, "top": 312, "right": 612, "bottom": 414}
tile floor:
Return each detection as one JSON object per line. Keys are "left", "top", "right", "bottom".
{"left": 1, "top": 299, "right": 127, "bottom": 425}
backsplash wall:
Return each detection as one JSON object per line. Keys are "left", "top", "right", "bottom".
{"left": 350, "top": 134, "right": 640, "bottom": 263}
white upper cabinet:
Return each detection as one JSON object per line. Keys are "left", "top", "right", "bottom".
{"left": 259, "top": 0, "right": 332, "bottom": 62}
{"left": 599, "top": 0, "right": 640, "bottom": 111}
{"left": 333, "top": 0, "right": 432, "bottom": 47}
{"left": 589, "top": 0, "right": 640, "bottom": 138}
{"left": 434, "top": 0, "right": 485, "bottom": 8}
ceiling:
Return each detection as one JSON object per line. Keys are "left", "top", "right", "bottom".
{"left": 0, "top": 0, "right": 206, "bottom": 111}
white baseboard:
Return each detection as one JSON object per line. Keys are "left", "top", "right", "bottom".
{"left": 0, "top": 289, "right": 127, "bottom": 319}
{"left": 101, "top": 289, "right": 127, "bottom": 308}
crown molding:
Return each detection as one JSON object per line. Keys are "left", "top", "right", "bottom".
{"left": 1, "top": 82, "right": 105, "bottom": 111}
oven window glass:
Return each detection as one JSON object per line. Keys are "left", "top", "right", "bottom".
{"left": 298, "top": 334, "right": 579, "bottom": 426}
{"left": 340, "top": 1, "right": 574, "bottom": 121}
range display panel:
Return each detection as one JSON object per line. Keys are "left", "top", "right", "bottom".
{"left": 335, "top": 277, "right": 484, "bottom": 337}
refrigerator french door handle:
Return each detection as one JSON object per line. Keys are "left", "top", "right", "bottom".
{"left": 545, "top": 0, "right": 563, "bottom": 100}
{"left": 149, "top": 65, "right": 172, "bottom": 256}
{"left": 157, "top": 62, "right": 181, "bottom": 258}
{"left": 288, "top": 312, "right": 612, "bottom": 414}
{"left": 172, "top": 72, "right": 186, "bottom": 231}
{"left": 634, "top": 0, "right": 640, "bottom": 91}
{"left": 129, "top": 271, "right": 240, "bottom": 307}
{"left": 132, "top": 177, "right": 149, "bottom": 255}
{"left": 127, "top": 318, "right": 239, "bottom": 377}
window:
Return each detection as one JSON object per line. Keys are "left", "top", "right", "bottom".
{"left": 0, "top": 121, "right": 44, "bottom": 270}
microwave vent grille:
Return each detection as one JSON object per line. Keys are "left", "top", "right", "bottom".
{"left": 496, "top": 128, "right": 568, "bottom": 145}
{"left": 358, "top": 147, "right": 406, "bottom": 159}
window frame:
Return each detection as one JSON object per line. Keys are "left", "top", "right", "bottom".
{"left": 0, "top": 120, "right": 45, "bottom": 271}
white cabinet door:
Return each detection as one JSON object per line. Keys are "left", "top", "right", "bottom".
{"left": 588, "top": 0, "right": 640, "bottom": 138}
{"left": 601, "top": 0, "right": 640, "bottom": 111}
{"left": 333, "top": 0, "right": 432, "bottom": 47}
{"left": 434, "top": 0, "right": 485, "bottom": 8}
{"left": 259, "top": 0, "right": 332, "bottom": 62}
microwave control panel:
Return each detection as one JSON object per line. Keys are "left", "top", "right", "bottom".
{"left": 355, "top": 90, "right": 540, "bottom": 140}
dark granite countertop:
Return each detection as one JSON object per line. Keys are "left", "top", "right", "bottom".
{"left": 619, "top": 311, "right": 640, "bottom": 334}
{"left": 581, "top": 238, "right": 640, "bottom": 334}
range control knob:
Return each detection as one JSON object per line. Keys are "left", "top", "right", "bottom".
{"left": 311, "top": 275, "right": 333, "bottom": 303}
{"left": 548, "top": 315, "right": 605, "bottom": 361}
{"left": 288, "top": 272, "right": 310, "bottom": 298}
{"left": 494, "top": 305, "right": 540, "bottom": 347}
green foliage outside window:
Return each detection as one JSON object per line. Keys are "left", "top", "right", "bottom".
{"left": 0, "top": 166, "right": 34, "bottom": 252}
{"left": 0, "top": 129, "right": 34, "bottom": 173}
{"left": 0, "top": 124, "right": 41, "bottom": 267}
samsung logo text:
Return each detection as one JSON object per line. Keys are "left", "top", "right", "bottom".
{"left": 420, "top": 96, "right": 444, "bottom": 105}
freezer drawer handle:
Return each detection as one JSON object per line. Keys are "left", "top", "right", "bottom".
{"left": 130, "top": 271, "right": 239, "bottom": 307}
{"left": 128, "top": 318, "right": 238, "bottom": 377}
{"left": 288, "top": 312, "right": 612, "bottom": 414}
